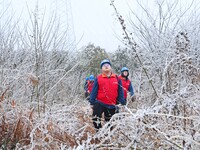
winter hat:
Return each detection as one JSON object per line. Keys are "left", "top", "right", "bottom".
{"left": 100, "top": 59, "right": 111, "bottom": 68}
{"left": 121, "top": 67, "right": 129, "bottom": 73}
{"left": 85, "top": 77, "right": 89, "bottom": 81}
{"left": 89, "top": 75, "right": 95, "bottom": 81}
{"left": 121, "top": 67, "right": 129, "bottom": 77}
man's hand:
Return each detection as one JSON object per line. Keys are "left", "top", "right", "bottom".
{"left": 131, "top": 95, "right": 136, "bottom": 102}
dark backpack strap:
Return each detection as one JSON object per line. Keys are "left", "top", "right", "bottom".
{"left": 116, "top": 75, "right": 120, "bottom": 104}
{"left": 115, "top": 75, "right": 119, "bottom": 82}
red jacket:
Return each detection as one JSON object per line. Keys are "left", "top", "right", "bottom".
{"left": 96, "top": 73, "right": 119, "bottom": 105}
{"left": 119, "top": 76, "right": 131, "bottom": 98}
{"left": 87, "top": 81, "right": 94, "bottom": 93}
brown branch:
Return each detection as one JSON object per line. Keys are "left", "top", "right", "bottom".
{"left": 110, "top": 0, "right": 159, "bottom": 99}
{"left": 0, "top": 88, "right": 9, "bottom": 103}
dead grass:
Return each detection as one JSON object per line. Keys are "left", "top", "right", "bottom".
{"left": 0, "top": 102, "right": 97, "bottom": 149}
{"left": 1, "top": 97, "right": 199, "bottom": 149}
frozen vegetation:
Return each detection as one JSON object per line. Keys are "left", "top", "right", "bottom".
{"left": 0, "top": 0, "right": 200, "bottom": 149}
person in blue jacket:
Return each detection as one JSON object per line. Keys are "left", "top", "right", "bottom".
{"left": 84, "top": 75, "right": 95, "bottom": 100}
{"left": 89, "top": 59, "right": 125, "bottom": 131}
{"left": 119, "top": 67, "right": 135, "bottom": 103}
{"left": 84, "top": 77, "right": 90, "bottom": 98}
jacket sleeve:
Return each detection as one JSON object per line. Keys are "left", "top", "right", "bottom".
{"left": 89, "top": 78, "right": 98, "bottom": 105}
{"left": 117, "top": 79, "right": 126, "bottom": 105}
{"left": 128, "top": 82, "right": 134, "bottom": 96}
{"left": 84, "top": 81, "right": 88, "bottom": 91}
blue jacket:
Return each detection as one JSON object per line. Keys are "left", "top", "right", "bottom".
{"left": 84, "top": 81, "right": 88, "bottom": 91}
{"left": 89, "top": 76, "right": 125, "bottom": 109}
{"left": 129, "top": 82, "right": 134, "bottom": 96}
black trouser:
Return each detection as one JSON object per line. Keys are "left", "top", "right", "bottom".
{"left": 85, "top": 92, "right": 90, "bottom": 100}
{"left": 92, "top": 102, "right": 116, "bottom": 131}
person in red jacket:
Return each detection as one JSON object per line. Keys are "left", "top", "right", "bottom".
{"left": 84, "top": 77, "right": 90, "bottom": 98}
{"left": 84, "top": 75, "right": 95, "bottom": 100}
{"left": 119, "top": 67, "right": 135, "bottom": 104}
{"left": 89, "top": 59, "right": 125, "bottom": 131}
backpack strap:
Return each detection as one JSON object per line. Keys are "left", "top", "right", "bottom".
{"left": 115, "top": 75, "right": 119, "bottom": 82}
{"left": 115, "top": 75, "right": 121, "bottom": 104}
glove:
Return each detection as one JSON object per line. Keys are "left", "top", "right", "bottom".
{"left": 131, "top": 96, "right": 136, "bottom": 102}
{"left": 90, "top": 105, "right": 93, "bottom": 109}
{"left": 115, "top": 105, "right": 119, "bottom": 113}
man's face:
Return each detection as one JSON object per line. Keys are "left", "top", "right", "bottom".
{"left": 102, "top": 63, "right": 111, "bottom": 72}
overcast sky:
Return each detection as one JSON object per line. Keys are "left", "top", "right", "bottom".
{"left": 3, "top": 0, "right": 134, "bottom": 52}
{"left": 71, "top": 0, "right": 131, "bottom": 51}
{"left": 2, "top": 0, "right": 196, "bottom": 52}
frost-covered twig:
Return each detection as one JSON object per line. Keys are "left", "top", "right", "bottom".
{"left": 110, "top": 0, "right": 159, "bottom": 99}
